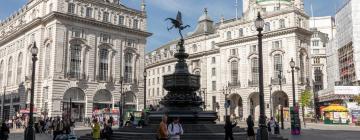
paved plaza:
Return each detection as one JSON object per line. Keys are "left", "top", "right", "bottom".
{"left": 6, "top": 123, "right": 360, "bottom": 140}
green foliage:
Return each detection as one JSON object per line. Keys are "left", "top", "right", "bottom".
{"left": 300, "top": 89, "right": 312, "bottom": 108}
{"left": 354, "top": 94, "right": 360, "bottom": 106}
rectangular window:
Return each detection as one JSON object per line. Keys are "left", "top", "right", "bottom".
{"left": 48, "top": 27, "right": 52, "bottom": 37}
{"left": 212, "top": 68, "right": 216, "bottom": 76}
{"left": 152, "top": 78, "right": 155, "bottom": 85}
{"left": 118, "top": 15, "right": 125, "bottom": 25}
{"left": 72, "top": 28, "right": 83, "bottom": 38}
{"left": 168, "top": 66, "right": 171, "bottom": 72}
{"left": 211, "top": 57, "right": 216, "bottom": 64}
{"left": 157, "top": 88, "right": 159, "bottom": 96}
{"left": 239, "top": 28, "right": 243, "bottom": 37}
{"left": 212, "top": 81, "right": 216, "bottom": 91}
{"left": 103, "top": 12, "right": 109, "bottom": 22}
{"left": 133, "top": 19, "right": 139, "bottom": 29}
{"left": 230, "top": 49, "right": 237, "bottom": 55}
{"left": 157, "top": 68, "right": 160, "bottom": 74}
{"left": 312, "top": 40, "right": 319, "bottom": 46}
{"left": 101, "top": 34, "right": 110, "bottom": 43}
{"left": 273, "top": 40, "right": 282, "bottom": 49}
{"left": 162, "top": 67, "right": 165, "bottom": 73}
{"left": 68, "top": 3, "right": 75, "bottom": 14}
{"left": 148, "top": 79, "right": 151, "bottom": 85}
{"left": 251, "top": 45, "right": 257, "bottom": 53}
{"left": 157, "top": 77, "right": 159, "bottom": 84}
{"left": 86, "top": 7, "right": 93, "bottom": 18}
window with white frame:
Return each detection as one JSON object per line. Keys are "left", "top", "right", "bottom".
{"left": 279, "top": 19, "right": 285, "bottom": 28}
{"left": 211, "top": 41, "right": 216, "bottom": 49}
{"left": 103, "top": 12, "right": 109, "bottom": 22}
{"left": 133, "top": 19, "right": 139, "bottom": 29}
{"left": 265, "top": 22, "right": 271, "bottom": 32}
{"left": 17, "top": 53, "right": 23, "bottom": 83}
{"left": 211, "top": 57, "right": 216, "bottom": 64}
{"left": 231, "top": 61, "right": 239, "bottom": 84}
{"left": 70, "top": 44, "right": 81, "bottom": 79}
{"left": 274, "top": 54, "right": 283, "bottom": 78}
{"left": 239, "top": 28, "right": 244, "bottom": 37}
{"left": 312, "top": 40, "right": 319, "bottom": 46}
{"left": 251, "top": 45, "right": 257, "bottom": 53}
{"left": 212, "top": 68, "right": 216, "bottom": 76}
{"left": 44, "top": 44, "right": 51, "bottom": 79}
{"left": 226, "top": 31, "right": 232, "bottom": 40}
{"left": 101, "top": 34, "right": 111, "bottom": 43}
{"left": 230, "top": 49, "right": 237, "bottom": 55}
{"left": 0, "top": 61, "right": 3, "bottom": 86}
{"left": 68, "top": 3, "right": 75, "bottom": 14}
{"left": 192, "top": 44, "right": 197, "bottom": 52}
{"left": 273, "top": 40, "right": 282, "bottom": 49}
{"left": 7, "top": 57, "right": 13, "bottom": 86}
{"left": 251, "top": 58, "right": 259, "bottom": 83}
{"left": 99, "top": 48, "right": 109, "bottom": 81}
{"left": 86, "top": 7, "right": 93, "bottom": 18}
{"left": 72, "top": 28, "right": 83, "bottom": 38}
{"left": 118, "top": 15, "right": 125, "bottom": 25}
{"left": 124, "top": 53, "right": 133, "bottom": 83}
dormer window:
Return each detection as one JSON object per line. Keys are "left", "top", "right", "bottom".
{"left": 86, "top": 7, "right": 93, "bottom": 18}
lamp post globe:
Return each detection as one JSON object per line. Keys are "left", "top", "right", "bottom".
{"left": 31, "top": 42, "right": 38, "bottom": 56}
{"left": 290, "top": 58, "right": 295, "bottom": 69}
{"left": 255, "top": 12, "right": 265, "bottom": 30}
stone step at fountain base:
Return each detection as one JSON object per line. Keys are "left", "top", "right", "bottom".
{"left": 78, "top": 124, "right": 287, "bottom": 140}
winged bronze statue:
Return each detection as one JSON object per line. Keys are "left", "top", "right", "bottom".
{"left": 165, "top": 11, "right": 190, "bottom": 39}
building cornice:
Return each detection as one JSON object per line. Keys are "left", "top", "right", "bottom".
{"left": 145, "top": 49, "right": 220, "bottom": 69}
{"left": 0, "top": 12, "right": 152, "bottom": 46}
{"left": 216, "top": 27, "right": 312, "bottom": 47}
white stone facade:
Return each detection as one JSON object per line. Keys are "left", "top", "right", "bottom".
{"left": 145, "top": 0, "right": 311, "bottom": 121}
{"left": 0, "top": 0, "right": 151, "bottom": 121}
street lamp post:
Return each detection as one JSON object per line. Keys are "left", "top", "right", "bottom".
{"left": 143, "top": 71, "right": 147, "bottom": 110}
{"left": 269, "top": 84, "right": 272, "bottom": 118}
{"left": 24, "top": 42, "right": 38, "bottom": 140}
{"left": 255, "top": 12, "right": 268, "bottom": 140}
{"left": 202, "top": 88, "right": 207, "bottom": 110}
{"left": 223, "top": 84, "right": 230, "bottom": 122}
{"left": 2, "top": 86, "right": 5, "bottom": 122}
{"left": 119, "top": 76, "right": 124, "bottom": 122}
{"left": 290, "top": 58, "right": 301, "bottom": 135}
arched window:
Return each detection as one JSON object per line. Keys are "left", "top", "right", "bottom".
{"left": 251, "top": 58, "right": 259, "bottom": 84}
{"left": 265, "top": 22, "right": 271, "bottom": 32}
{"left": 0, "top": 61, "right": 3, "bottom": 86}
{"left": 124, "top": 53, "right": 133, "bottom": 83}
{"left": 17, "top": 53, "right": 23, "bottom": 84}
{"left": 226, "top": 31, "right": 232, "bottom": 40}
{"left": 231, "top": 61, "right": 239, "bottom": 84}
{"left": 274, "top": 54, "right": 283, "bottom": 77}
{"left": 99, "top": 48, "right": 109, "bottom": 81}
{"left": 192, "top": 44, "right": 197, "bottom": 52}
{"left": 44, "top": 44, "right": 51, "bottom": 79}
{"left": 300, "top": 53, "right": 305, "bottom": 83}
{"left": 70, "top": 44, "right": 81, "bottom": 79}
{"left": 7, "top": 57, "right": 13, "bottom": 86}
{"left": 279, "top": 19, "right": 285, "bottom": 28}
{"left": 211, "top": 41, "right": 216, "bottom": 49}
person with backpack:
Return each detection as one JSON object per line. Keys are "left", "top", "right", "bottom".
{"left": 168, "top": 117, "right": 183, "bottom": 140}
{"left": 157, "top": 115, "right": 168, "bottom": 140}
{"left": 91, "top": 118, "right": 101, "bottom": 140}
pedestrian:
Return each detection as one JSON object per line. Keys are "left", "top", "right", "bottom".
{"left": 0, "top": 122, "right": 10, "bottom": 140}
{"left": 246, "top": 115, "right": 255, "bottom": 140}
{"left": 52, "top": 116, "right": 64, "bottom": 140}
{"left": 269, "top": 117, "right": 276, "bottom": 134}
{"left": 224, "top": 118, "right": 237, "bottom": 140}
{"left": 91, "top": 118, "right": 101, "bottom": 140}
{"left": 157, "top": 115, "right": 168, "bottom": 140}
{"left": 109, "top": 116, "right": 114, "bottom": 126}
{"left": 168, "top": 117, "right": 183, "bottom": 140}
{"left": 101, "top": 120, "right": 113, "bottom": 140}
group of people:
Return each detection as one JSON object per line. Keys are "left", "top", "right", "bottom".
{"left": 157, "top": 115, "right": 184, "bottom": 140}
{"left": 224, "top": 115, "right": 256, "bottom": 140}
{"left": 91, "top": 118, "right": 113, "bottom": 140}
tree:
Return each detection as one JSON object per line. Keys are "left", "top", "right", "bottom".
{"left": 300, "top": 89, "right": 312, "bottom": 126}
{"left": 354, "top": 94, "right": 360, "bottom": 106}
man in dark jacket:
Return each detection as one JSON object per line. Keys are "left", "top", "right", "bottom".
{"left": 224, "top": 119, "right": 237, "bottom": 140}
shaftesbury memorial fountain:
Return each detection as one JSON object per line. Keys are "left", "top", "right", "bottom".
{"left": 148, "top": 12, "right": 217, "bottom": 124}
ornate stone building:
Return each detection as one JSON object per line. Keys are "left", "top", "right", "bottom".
{"left": 145, "top": 0, "right": 312, "bottom": 121}
{"left": 0, "top": 0, "right": 151, "bottom": 121}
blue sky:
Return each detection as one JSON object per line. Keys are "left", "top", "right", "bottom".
{"left": 0, "top": 0, "right": 345, "bottom": 52}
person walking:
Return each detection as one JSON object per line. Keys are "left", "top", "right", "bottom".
{"left": 52, "top": 116, "right": 64, "bottom": 140}
{"left": 224, "top": 118, "right": 237, "bottom": 140}
{"left": 157, "top": 115, "right": 168, "bottom": 140}
{"left": 246, "top": 115, "right": 255, "bottom": 140}
{"left": 168, "top": 117, "right": 183, "bottom": 140}
{"left": 0, "top": 122, "right": 10, "bottom": 140}
{"left": 269, "top": 117, "right": 276, "bottom": 134}
{"left": 91, "top": 118, "right": 101, "bottom": 140}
